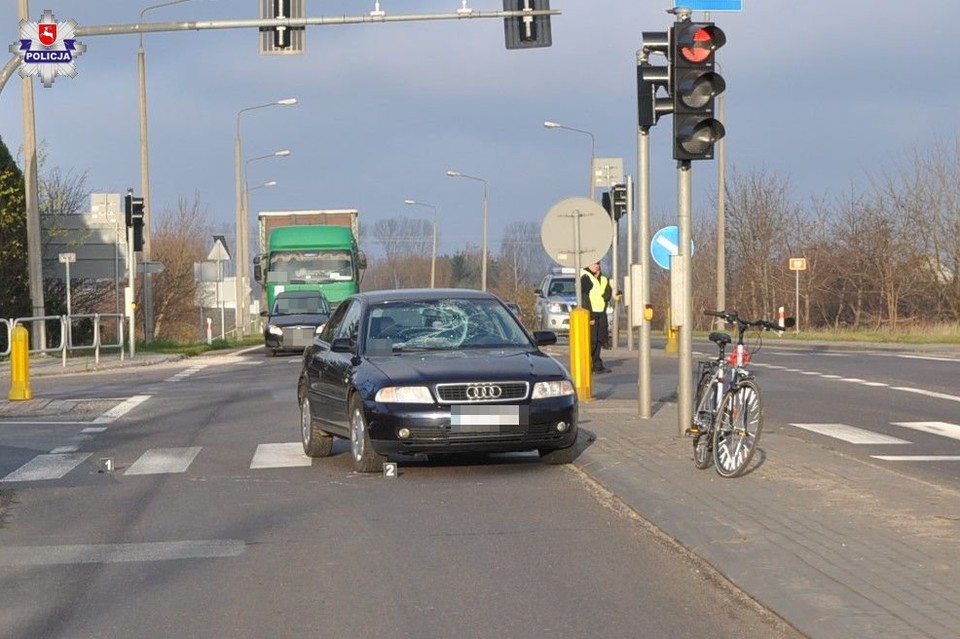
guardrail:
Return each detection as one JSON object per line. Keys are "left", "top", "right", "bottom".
{"left": 2, "top": 314, "right": 126, "bottom": 366}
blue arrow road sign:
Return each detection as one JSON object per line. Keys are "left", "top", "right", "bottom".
{"left": 651, "top": 225, "right": 695, "bottom": 270}
{"left": 675, "top": 0, "right": 743, "bottom": 11}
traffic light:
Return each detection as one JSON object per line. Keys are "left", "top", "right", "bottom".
{"left": 125, "top": 193, "right": 145, "bottom": 252}
{"left": 601, "top": 184, "right": 629, "bottom": 221}
{"left": 638, "top": 30, "right": 673, "bottom": 128}
{"left": 503, "top": 0, "right": 552, "bottom": 49}
{"left": 672, "top": 20, "right": 726, "bottom": 161}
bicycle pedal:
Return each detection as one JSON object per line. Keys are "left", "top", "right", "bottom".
{"left": 684, "top": 426, "right": 700, "bottom": 438}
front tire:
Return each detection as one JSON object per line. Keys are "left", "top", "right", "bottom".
{"left": 712, "top": 378, "right": 763, "bottom": 478}
{"left": 300, "top": 388, "right": 333, "bottom": 457}
{"left": 693, "top": 371, "right": 717, "bottom": 470}
{"left": 349, "top": 395, "right": 385, "bottom": 473}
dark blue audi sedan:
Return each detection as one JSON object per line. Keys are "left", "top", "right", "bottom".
{"left": 296, "top": 289, "right": 578, "bottom": 472}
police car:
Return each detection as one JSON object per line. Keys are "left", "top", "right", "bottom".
{"left": 533, "top": 267, "right": 578, "bottom": 334}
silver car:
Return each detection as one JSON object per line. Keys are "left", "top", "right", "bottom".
{"left": 533, "top": 272, "right": 577, "bottom": 334}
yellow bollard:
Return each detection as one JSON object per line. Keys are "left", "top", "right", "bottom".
{"left": 568, "top": 307, "right": 592, "bottom": 401}
{"left": 664, "top": 308, "right": 679, "bottom": 354}
{"left": 8, "top": 324, "right": 33, "bottom": 401}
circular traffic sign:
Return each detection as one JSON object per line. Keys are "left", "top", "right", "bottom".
{"left": 650, "top": 225, "right": 695, "bottom": 270}
{"left": 540, "top": 197, "right": 612, "bottom": 269}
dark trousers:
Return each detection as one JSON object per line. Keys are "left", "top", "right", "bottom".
{"left": 590, "top": 312, "right": 608, "bottom": 370}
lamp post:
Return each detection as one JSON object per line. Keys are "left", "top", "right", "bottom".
{"left": 139, "top": 0, "right": 192, "bottom": 342}
{"left": 544, "top": 120, "right": 596, "bottom": 200}
{"left": 445, "top": 171, "right": 488, "bottom": 291}
{"left": 234, "top": 98, "right": 297, "bottom": 337}
{"left": 404, "top": 199, "right": 439, "bottom": 288}
{"left": 241, "top": 151, "right": 290, "bottom": 333}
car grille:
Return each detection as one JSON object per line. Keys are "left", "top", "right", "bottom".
{"left": 435, "top": 381, "right": 529, "bottom": 404}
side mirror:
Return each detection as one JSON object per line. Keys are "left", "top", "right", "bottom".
{"left": 330, "top": 337, "right": 354, "bottom": 353}
{"left": 253, "top": 255, "right": 263, "bottom": 283}
{"left": 259, "top": 310, "right": 269, "bottom": 318}
{"left": 533, "top": 330, "right": 557, "bottom": 346}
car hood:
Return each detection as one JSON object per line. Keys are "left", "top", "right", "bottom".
{"left": 267, "top": 313, "right": 329, "bottom": 327}
{"left": 367, "top": 348, "right": 567, "bottom": 384}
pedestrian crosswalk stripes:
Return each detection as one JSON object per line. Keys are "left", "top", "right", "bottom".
{"left": 789, "top": 423, "right": 910, "bottom": 445}
{"left": 1, "top": 452, "right": 92, "bottom": 482}
{"left": 124, "top": 447, "right": 203, "bottom": 475}
{"left": 3, "top": 420, "right": 959, "bottom": 484}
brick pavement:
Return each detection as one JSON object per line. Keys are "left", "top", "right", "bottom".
{"left": 577, "top": 348, "right": 960, "bottom": 639}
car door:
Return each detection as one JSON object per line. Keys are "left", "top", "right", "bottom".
{"left": 319, "top": 299, "right": 362, "bottom": 428}
{"left": 304, "top": 302, "right": 349, "bottom": 433}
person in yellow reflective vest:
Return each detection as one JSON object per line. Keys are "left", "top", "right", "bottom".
{"left": 580, "top": 261, "right": 612, "bottom": 373}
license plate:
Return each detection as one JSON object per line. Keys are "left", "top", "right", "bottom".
{"left": 450, "top": 405, "right": 521, "bottom": 433}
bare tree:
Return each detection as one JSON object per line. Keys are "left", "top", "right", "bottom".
{"left": 149, "top": 193, "right": 210, "bottom": 341}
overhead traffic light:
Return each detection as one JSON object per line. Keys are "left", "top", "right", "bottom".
{"left": 503, "top": 0, "right": 552, "bottom": 49}
{"left": 672, "top": 20, "right": 726, "bottom": 161}
{"left": 638, "top": 30, "right": 673, "bottom": 128}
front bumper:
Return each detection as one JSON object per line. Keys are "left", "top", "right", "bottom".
{"left": 362, "top": 396, "right": 578, "bottom": 456}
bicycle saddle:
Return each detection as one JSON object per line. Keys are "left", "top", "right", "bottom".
{"left": 708, "top": 332, "right": 732, "bottom": 345}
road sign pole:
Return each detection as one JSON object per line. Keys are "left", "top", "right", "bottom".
{"left": 795, "top": 268, "right": 800, "bottom": 333}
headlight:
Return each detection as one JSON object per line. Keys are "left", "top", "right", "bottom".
{"left": 375, "top": 386, "right": 433, "bottom": 403}
{"left": 548, "top": 303, "right": 563, "bottom": 313}
{"left": 267, "top": 324, "right": 283, "bottom": 337}
{"left": 532, "top": 380, "right": 575, "bottom": 399}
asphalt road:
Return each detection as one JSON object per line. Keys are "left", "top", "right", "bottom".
{"left": 0, "top": 352, "right": 802, "bottom": 639}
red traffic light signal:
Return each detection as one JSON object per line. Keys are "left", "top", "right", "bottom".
{"left": 672, "top": 21, "right": 726, "bottom": 161}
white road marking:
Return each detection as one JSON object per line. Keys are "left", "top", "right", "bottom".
{"left": 892, "top": 387, "right": 960, "bottom": 403}
{"left": 81, "top": 426, "right": 108, "bottom": 434}
{"left": 49, "top": 445, "right": 80, "bottom": 454}
{"left": 92, "top": 395, "right": 151, "bottom": 423}
{"left": 124, "top": 447, "right": 202, "bottom": 475}
{"left": 250, "top": 442, "right": 313, "bottom": 469}
{"left": 1, "top": 453, "right": 92, "bottom": 482}
{"left": 790, "top": 423, "right": 910, "bottom": 445}
{"left": 0, "top": 540, "right": 245, "bottom": 566}
{"left": 891, "top": 421, "right": 960, "bottom": 441}
{"left": 872, "top": 455, "right": 960, "bottom": 462}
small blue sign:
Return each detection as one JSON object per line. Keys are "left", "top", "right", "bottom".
{"left": 651, "top": 226, "right": 695, "bottom": 271}
{"left": 675, "top": 0, "right": 743, "bottom": 11}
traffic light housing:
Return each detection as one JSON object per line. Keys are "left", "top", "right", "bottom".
{"left": 125, "top": 193, "right": 145, "bottom": 252}
{"left": 503, "top": 0, "right": 552, "bottom": 49}
{"left": 638, "top": 30, "right": 673, "bottom": 128}
{"left": 601, "top": 184, "right": 629, "bottom": 221}
{"left": 672, "top": 20, "right": 726, "bottom": 161}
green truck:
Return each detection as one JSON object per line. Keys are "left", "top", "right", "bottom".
{"left": 253, "top": 209, "right": 366, "bottom": 311}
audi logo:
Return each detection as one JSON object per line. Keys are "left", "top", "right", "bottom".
{"left": 466, "top": 384, "right": 503, "bottom": 400}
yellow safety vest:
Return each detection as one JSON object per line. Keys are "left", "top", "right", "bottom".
{"left": 582, "top": 269, "right": 608, "bottom": 313}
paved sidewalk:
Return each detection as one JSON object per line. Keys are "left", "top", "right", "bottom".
{"left": 3, "top": 345, "right": 959, "bottom": 638}
{"left": 578, "top": 348, "right": 960, "bottom": 639}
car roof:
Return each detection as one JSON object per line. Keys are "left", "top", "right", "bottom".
{"left": 351, "top": 288, "right": 499, "bottom": 304}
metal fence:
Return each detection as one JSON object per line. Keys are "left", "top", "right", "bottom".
{"left": 1, "top": 313, "right": 125, "bottom": 367}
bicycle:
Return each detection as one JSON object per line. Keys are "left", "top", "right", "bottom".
{"left": 688, "top": 309, "right": 794, "bottom": 478}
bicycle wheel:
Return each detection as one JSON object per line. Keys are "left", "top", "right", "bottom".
{"left": 712, "top": 377, "right": 763, "bottom": 478}
{"left": 692, "top": 370, "right": 717, "bottom": 469}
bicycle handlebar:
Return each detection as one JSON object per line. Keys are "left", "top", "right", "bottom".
{"left": 703, "top": 309, "right": 795, "bottom": 333}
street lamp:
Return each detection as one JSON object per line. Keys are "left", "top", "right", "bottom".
{"left": 139, "top": 0, "right": 193, "bottom": 342}
{"left": 544, "top": 120, "right": 596, "bottom": 200}
{"left": 241, "top": 151, "right": 290, "bottom": 332}
{"left": 404, "top": 199, "right": 439, "bottom": 288}
{"left": 445, "top": 171, "right": 489, "bottom": 292}
{"left": 234, "top": 98, "right": 297, "bottom": 337}
{"left": 248, "top": 180, "right": 278, "bottom": 192}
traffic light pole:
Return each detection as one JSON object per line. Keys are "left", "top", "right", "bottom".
{"left": 677, "top": 160, "right": 693, "bottom": 436}
{"left": 637, "top": 126, "right": 652, "bottom": 419}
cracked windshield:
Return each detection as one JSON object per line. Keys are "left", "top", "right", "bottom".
{"left": 365, "top": 299, "right": 531, "bottom": 354}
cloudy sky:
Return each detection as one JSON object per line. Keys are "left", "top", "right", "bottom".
{"left": 2, "top": 0, "right": 957, "bottom": 262}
